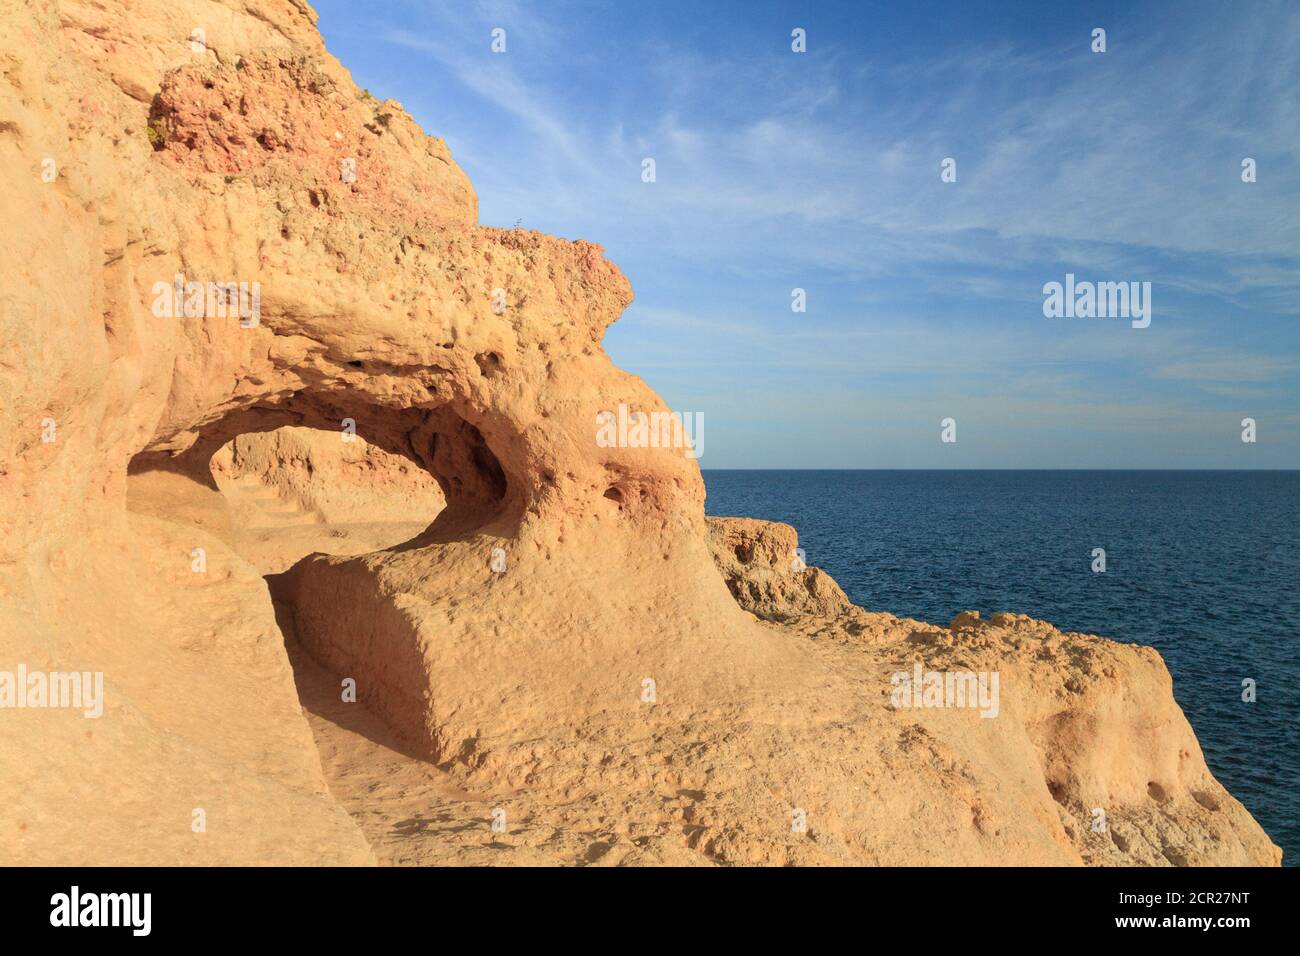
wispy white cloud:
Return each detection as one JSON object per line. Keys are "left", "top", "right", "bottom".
{"left": 1156, "top": 353, "right": 1296, "bottom": 383}
{"left": 334, "top": 0, "right": 1300, "bottom": 465}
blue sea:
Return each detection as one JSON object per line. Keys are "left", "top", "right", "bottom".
{"left": 703, "top": 470, "right": 1299, "bottom": 865}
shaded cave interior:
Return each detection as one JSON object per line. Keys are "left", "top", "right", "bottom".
{"left": 126, "top": 394, "right": 517, "bottom": 566}
{"left": 121, "top": 396, "right": 526, "bottom": 765}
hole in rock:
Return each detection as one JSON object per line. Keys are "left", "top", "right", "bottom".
{"left": 128, "top": 423, "right": 455, "bottom": 574}
{"left": 126, "top": 397, "right": 517, "bottom": 672}
{"left": 124, "top": 408, "right": 521, "bottom": 833}
{"left": 209, "top": 425, "right": 448, "bottom": 573}
{"left": 474, "top": 351, "right": 503, "bottom": 378}
{"left": 127, "top": 396, "right": 517, "bottom": 555}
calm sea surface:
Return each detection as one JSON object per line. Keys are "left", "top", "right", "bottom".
{"left": 703, "top": 470, "right": 1299, "bottom": 864}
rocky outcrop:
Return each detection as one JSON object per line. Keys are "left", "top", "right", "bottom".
{"left": 707, "top": 515, "right": 863, "bottom": 622}
{"left": 0, "top": 0, "right": 1280, "bottom": 865}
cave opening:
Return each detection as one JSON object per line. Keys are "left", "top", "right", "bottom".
{"left": 125, "top": 396, "right": 517, "bottom": 573}
{"left": 122, "top": 401, "right": 519, "bottom": 793}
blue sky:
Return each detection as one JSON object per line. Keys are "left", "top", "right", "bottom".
{"left": 311, "top": 0, "right": 1300, "bottom": 467}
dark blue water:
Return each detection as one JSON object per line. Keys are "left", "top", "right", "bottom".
{"left": 704, "top": 470, "right": 1300, "bottom": 864}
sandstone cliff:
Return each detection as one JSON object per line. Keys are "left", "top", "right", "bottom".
{"left": 0, "top": 0, "right": 1280, "bottom": 865}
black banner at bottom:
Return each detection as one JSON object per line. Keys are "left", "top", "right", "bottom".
{"left": 1, "top": 865, "right": 1291, "bottom": 941}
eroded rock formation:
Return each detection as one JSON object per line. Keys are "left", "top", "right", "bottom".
{"left": 0, "top": 0, "right": 1280, "bottom": 865}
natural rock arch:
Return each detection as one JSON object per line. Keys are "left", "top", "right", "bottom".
{"left": 130, "top": 394, "right": 514, "bottom": 540}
